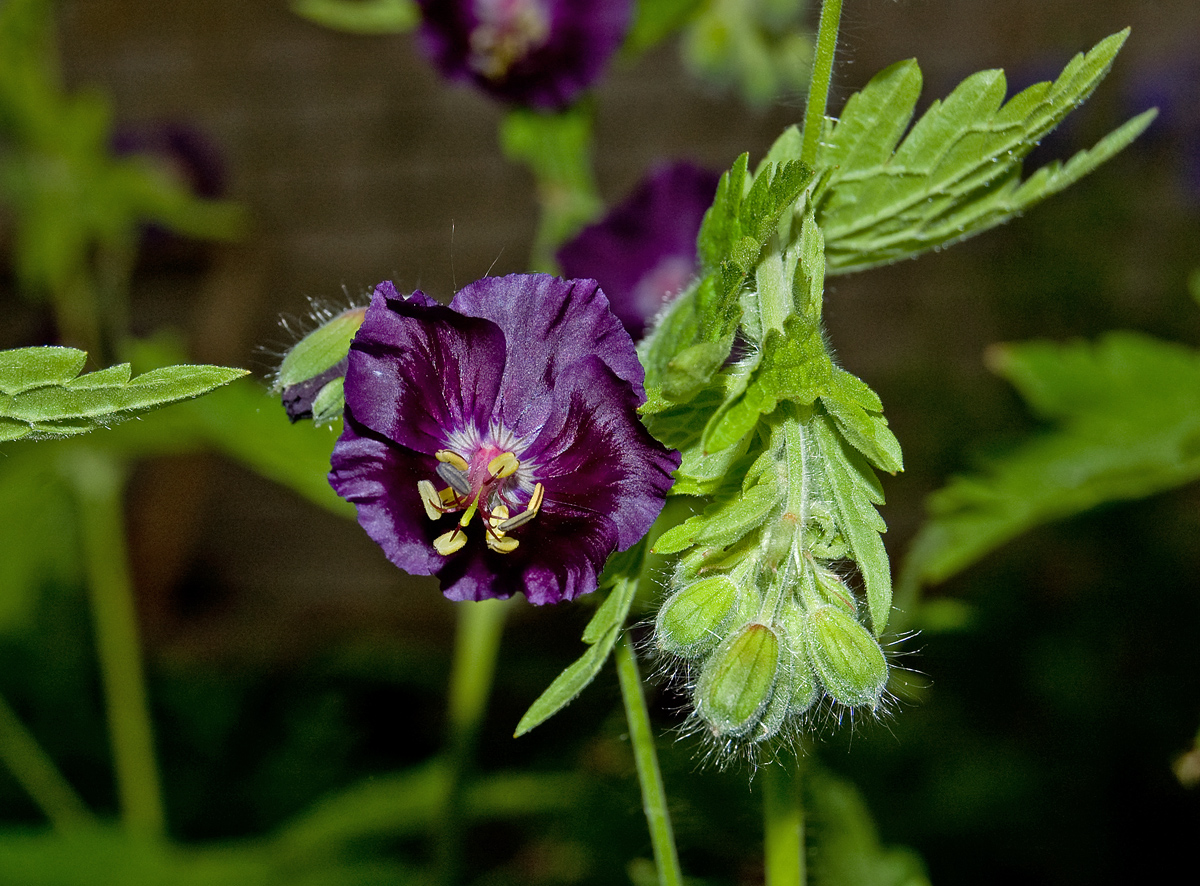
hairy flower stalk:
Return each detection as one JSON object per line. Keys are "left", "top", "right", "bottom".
{"left": 640, "top": 163, "right": 903, "bottom": 752}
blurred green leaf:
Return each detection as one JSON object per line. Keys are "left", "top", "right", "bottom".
{"left": 807, "top": 30, "right": 1154, "bottom": 272}
{"left": 807, "top": 766, "right": 932, "bottom": 886}
{"left": 290, "top": 0, "right": 418, "bottom": 34}
{"left": 0, "top": 347, "right": 247, "bottom": 443}
{"left": 625, "top": 0, "right": 705, "bottom": 56}
{"left": 274, "top": 761, "right": 581, "bottom": 858}
{"left": 901, "top": 331, "right": 1200, "bottom": 593}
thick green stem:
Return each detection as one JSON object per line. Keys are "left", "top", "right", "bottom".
{"left": 800, "top": 0, "right": 843, "bottom": 168}
{"left": 763, "top": 760, "right": 806, "bottom": 886}
{"left": 0, "top": 691, "right": 94, "bottom": 829}
{"left": 436, "top": 596, "right": 512, "bottom": 885}
{"left": 67, "top": 450, "right": 165, "bottom": 839}
{"left": 615, "top": 634, "right": 683, "bottom": 886}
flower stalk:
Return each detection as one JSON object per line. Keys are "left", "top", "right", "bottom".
{"left": 66, "top": 449, "right": 165, "bottom": 839}
{"left": 615, "top": 632, "right": 684, "bottom": 886}
{"left": 800, "top": 0, "right": 843, "bottom": 168}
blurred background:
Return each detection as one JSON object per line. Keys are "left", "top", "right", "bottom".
{"left": 1, "top": 0, "right": 1198, "bottom": 884}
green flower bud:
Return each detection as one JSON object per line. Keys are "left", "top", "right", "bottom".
{"left": 275, "top": 305, "right": 366, "bottom": 423}
{"left": 805, "top": 605, "right": 888, "bottom": 709}
{"left": 656, "top": 575, "right": 740, "bottom": 658}
{"left": 696, "top": 622, "right": 781, "bottom": 738}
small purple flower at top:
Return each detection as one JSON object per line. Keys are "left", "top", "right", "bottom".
{"left": 557, "top": 163, "right": 720, "bottom": 339}
{"left": 415, "top": 0, "right": 632, "bottom": 110}
{"left": 329, "top": 274, "right": 679, "bottom": 605}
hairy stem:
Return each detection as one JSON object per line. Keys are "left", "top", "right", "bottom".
{"left": 615, "top": 634, "right": 684, "bottom": 886}
{"left": 67, "top": 450, "right": 165, "bottom": 839}
{"left": 436, "top": 596, "right": 512, "bottom": 885}
{"left": 801, "top": 0, "right": 843, "bottom": 168}
{"left": 763, "top": 760, "right": 806, "bottom": 886}
{"left": 0, "top": 691, "right": 94, "bottom": 829}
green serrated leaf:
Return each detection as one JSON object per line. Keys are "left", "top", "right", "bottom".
{"left": 515, "top": 577, "right": 638, "bottom": 736}
{"left": 653, "top": 469, "right": 782, "bottom": 556}
{"left": 813, "top": 411, "right": 892, "bottom": 635}
{"left": 818, "top": 30, "right": 1149, "bottom": 272}
{"left": 820, "top": 368, "right": 903, "bottom": 474}
{"left": 0, "top": 355, "right": 248, "bottom": 442}
{"left": 0, "top": 347, "right": 87, "bottom": 395}
{"left": 900, "top": 331, "right": 1200, "bottom": 592}
{"left": 514, "top": 626, "right": 619, "bottom": 737}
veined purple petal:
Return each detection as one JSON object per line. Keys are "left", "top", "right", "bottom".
{"left": 449, "top": 274, "right": 645, "bottom": 434}
{"left": 557, "top": 163, "right": 720, "bottom": 338}
{"left": 416, "top": 0, "right": 632, "bottom": 110}
{"left": 343, "top": 284, "right": 506, "bottom": 455}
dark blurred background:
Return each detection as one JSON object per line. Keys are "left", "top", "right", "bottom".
{"left": 1, "top": 1, "right": 1198, "bottom": 884}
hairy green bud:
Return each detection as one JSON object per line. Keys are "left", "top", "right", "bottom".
{"left": 275, "top": 305, "right": 366, "bottom": 423}
{"left": 805, "top": 605, "right": 888, "bottom": 709}
{"left": 656, "top": 575, "right": 740, "bottom": 658}
{"left": 695, "top": 622, "right": 781, "bottom": 737}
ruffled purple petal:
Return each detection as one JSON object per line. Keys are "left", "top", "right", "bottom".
{"left": 416, "top": 0, "right": 632, "bottom": 110}
{"left": 343, "top": 284, "right": 506, "bottom": 454}
{"left": 449, "top": 274, "right": 645, "bottom": 435}
{"left": 328, "top": 429, "right": 445, "bottom": 577}
{"left": 557, "top": 163, "right": 720, "bottom": 338}
{"left": 525, "top": 356, "right": 679, "bottom": 551}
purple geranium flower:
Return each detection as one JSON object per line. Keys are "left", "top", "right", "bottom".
{"left": 415, "top": 0, "right": 632, "bottom": 110}
{"left": 557, "top": 162, "right": 720, "bottom": 339}
{"left": 329, "top": 274, "right": 679, "bottom": 605}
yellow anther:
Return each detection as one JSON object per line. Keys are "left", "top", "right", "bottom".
{"left": 488, "top": 505, "right": 511, "bottom": 530}
{"left": 433, "top": 529, "right": 467, "bottom": 556}
{"left": 439, "top": 487, "right": 459, "bottom": 506}
{"left": 487, "top": 534, "right": 519, "bottom": 554}
{"left": 487, "top": 451, "right": 520, "bottom": 479}
{"left": 497, "top": 482, "right": 545, "bottom": 532}
{"left": 435, "top": 449, "right": 470, "bottom": 471}
{"left": 417, "top": 480, "right": 443, "bottom": 520}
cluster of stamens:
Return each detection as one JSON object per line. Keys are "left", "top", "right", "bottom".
{"left": 417, "top": 448, "right": 544, "bottom": 556}
{"left": 467, "top": 0, "right": 551, "bottom": 80}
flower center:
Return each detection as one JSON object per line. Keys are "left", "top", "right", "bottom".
{"left": 467, "top": 0, "right": 551, "bottom": 81}
{"left": 417, "top": 444, "right": 544, "bottom": 556}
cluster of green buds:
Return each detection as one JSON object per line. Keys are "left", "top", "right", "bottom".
{"left": 652, "top": 406, "right": 892, "bottom": 746}
{"left": 637, "top": 153, "right": 902, "bottom": 750}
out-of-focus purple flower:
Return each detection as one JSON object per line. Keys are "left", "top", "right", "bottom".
{"left": 557, "top": 163, "right": 720, "bottom": 339}
{"left": 1123, "top": 52, "right": 1200, "bottom": 203}
{"left": 110, "top": 122, "right": 227, "bottom": 200}
{"left": 329, "top": 274, "right": 679, "bottom": 605}
{"left": 415, "top": 0, "right": 632, "bottom": 110}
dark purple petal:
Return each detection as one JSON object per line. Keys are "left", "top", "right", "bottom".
{"left": 557, "top": 163, "right": 720, "bottom": 339}
{"left": 449, "top": 274, "right": 645, "bottom": 433}
{"left": 343, "top": 285, "right": 506, "bottom": 455}
{"left": 416, "top": 0, "right": 632, "bottom": 110}
{"left": 329, "top": 429, "right": 445, "bottom": 577}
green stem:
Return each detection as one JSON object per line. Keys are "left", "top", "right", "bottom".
{"left": 436, "top": 596, "right": 513, "bottom": 885}
{"left": 499, "top": 105, "right": 603, "bottom": 273}
{"left": 67, "top": 450, "right": 165, "bottom": 839}
{"left": 615, "top": 634, "right": 684, "bottom": 886}
{"left": 763, "top": 760, "right": 806, "bottom": 886}
{"left": 0, "top": 691, "right": 95, "bottom": 829}
{"left": 800, "top": 0, "right": 844, "bottom": 168}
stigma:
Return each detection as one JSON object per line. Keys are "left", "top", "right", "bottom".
{"left": 418, "top": 445, "right": 544, "bottom": 556}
